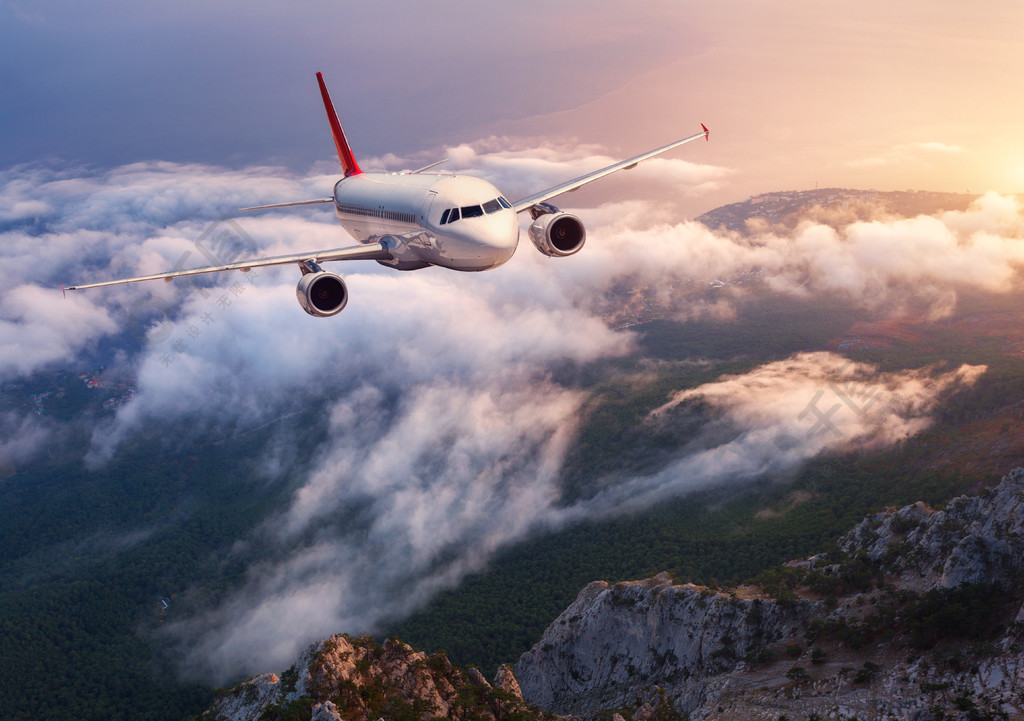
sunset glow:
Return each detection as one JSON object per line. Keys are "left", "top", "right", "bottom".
{"left": 3, "top": 1, "right": 1023, "bottom": 217}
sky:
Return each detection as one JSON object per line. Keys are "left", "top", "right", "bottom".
{"left": 4, "top": 0, "right": 1024, "bottom": 683}
{"left": 4, "top": 1, "right": 1024, "bottom": 211}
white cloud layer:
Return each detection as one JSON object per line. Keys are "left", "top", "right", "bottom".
{"left": 169, "top": 350, "right": 984, "bottom": 683}
{"left": 446, "top": 140, "right": 730, "bottom": 202}
{"left": 0, "top": 411, "right": 52, "bottom": 476}
{"left": 627, "top": 354, "right": 985, "bottom": 507}
{"left": 1, "top": 155, "right": 1020, "bottom": 681}
{"left": 850, "top": 140, "right": 969, "bottom": 169}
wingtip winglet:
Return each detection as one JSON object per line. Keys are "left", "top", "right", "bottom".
{"left": 60, "top": 283, "right": 66, "bottom": 299}
{"left": 702, "top": 123, "right": 709, "bottom": 141}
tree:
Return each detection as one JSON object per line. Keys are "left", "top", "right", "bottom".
{"left": 785, "top": 666, "right": 809, "bottom": 683}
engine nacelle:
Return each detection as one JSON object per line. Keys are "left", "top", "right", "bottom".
{"left": 296, "top": 271, "right": 348, "bottom": 317}
{"left": 529, "top": 211, "right": 586, "bottom": 257}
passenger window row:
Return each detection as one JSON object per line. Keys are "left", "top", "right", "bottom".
{"left": 337, "top": 203, "right": 416, "bottom": 224}
{"left": 439, "top": 197, "right": 512, "bottom": 225}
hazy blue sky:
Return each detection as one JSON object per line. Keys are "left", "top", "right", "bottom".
{"left": 5, "top": 0, "right": 1024, "bottom": 208}
{"left": 1, "top": 2, "right": 688, "bottom": 167}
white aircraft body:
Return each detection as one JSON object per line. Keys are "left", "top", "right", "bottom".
{"left": 67, "top": 72, "right": 709, "bottom": 316}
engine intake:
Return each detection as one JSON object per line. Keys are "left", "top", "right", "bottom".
{"left": 529, "top": 211, "right": 586, "bottom": 257}
{"left": 296, "top": 271, "right": 348, "bottom": 317}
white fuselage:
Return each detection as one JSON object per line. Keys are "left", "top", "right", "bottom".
{"left": 333, "top": 172, "right": 520, "bottom": 272}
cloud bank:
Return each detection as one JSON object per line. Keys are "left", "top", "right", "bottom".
{"left": 624, "top": 354, "right": 985, "bottom": 508}
{"left": 167, "top": 349, "right": 984, "bottom": 683}
{"left": 2, "top": 153, "right": 1021, "bottom": 681}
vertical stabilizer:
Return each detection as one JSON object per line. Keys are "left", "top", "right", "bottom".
{"left": 316, "top": 71, "right": 363, "bottom": 177}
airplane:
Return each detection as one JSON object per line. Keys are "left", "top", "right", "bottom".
{"left": 66, "top": 72, "right": 709, "bottom": 317}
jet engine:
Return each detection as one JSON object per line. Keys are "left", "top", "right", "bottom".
{"left": 296, "top": 271, "right": 348, "bottom": 317}
{"left": 529, "top": 211, "right": 586, "bottom": 258}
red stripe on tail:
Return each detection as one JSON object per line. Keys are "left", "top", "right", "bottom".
{"left": 316, "top": 72, "right": 362, "bottom": 177}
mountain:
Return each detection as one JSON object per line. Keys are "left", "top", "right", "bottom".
{"left": 695, "top": 188, "right": 982, "bottom": 236}
{"left": 203, "top": 466, "right": 1024, "bottom": 721}
{"left": 6, "top": 187, "right": 1024, "bottom": 721}
{"left": 513, "top": 467, "right": 1024, "bottom": 720}
{"left": 197, "top": 634, "right": 542, "bottom": 721}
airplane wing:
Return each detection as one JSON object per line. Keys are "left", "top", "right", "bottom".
{"left": 237, "top": 198, "right": 334, "bottom": 211}
{"left": 510, "top": 124, "right": 709, "bottom": 213}
{"left": 64, "top": 241, "right": 392, "bottom": 291}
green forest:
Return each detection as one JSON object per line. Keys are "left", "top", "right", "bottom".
{"left": 1, "top": 289, "right": 1020, "bottom": 720}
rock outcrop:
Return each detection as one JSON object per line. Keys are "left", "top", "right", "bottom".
{"left": 839, "top": 467, "right": 1024, "bottom": 590}
{"left": 515, "top": 468, "right": 1024, "bottom": 720}
{"left": 199, "top": 634, "right": 544, "bottom": 721}
{"left": 513, "top": 573, "right": 817, "bottom": 716}
{"left": 199, "top": 469, "right": 1024, "bottom": 721}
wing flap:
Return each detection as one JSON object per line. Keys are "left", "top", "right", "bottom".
{"left": 65, "top": 242, "right": 392, "bottom": 291}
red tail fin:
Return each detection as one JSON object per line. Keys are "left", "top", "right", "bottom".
{"left": 316, "top": 72, "right": 363, "bottom": 177}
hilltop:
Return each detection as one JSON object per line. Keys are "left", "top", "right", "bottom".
{"left": 204, "top": 468, "right": 1024, "bottom": 720}
{"left": 198, "top": 634, "right": 541, "bottom": 721}
{"left": 514, "top": 467, "right": 1024, "bottom": 719}
{"left": 696, "top": 188, "right": 981, "bottom": 236}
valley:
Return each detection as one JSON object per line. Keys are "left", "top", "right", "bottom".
{"left": 2, "top": 189, "right": 1024, "bottom": 720}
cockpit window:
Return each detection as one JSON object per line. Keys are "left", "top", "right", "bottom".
{"left": 440, "top": 197, "right": 509, "bottom": 225}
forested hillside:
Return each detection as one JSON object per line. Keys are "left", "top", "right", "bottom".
{"left": 3, "top": 190, "right": 1024, "bottom": 720}
{"left": 388, "top": 284, "right": 1024, "bottom": 673}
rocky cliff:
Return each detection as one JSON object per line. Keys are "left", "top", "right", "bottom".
{"left": 513, "top": 574, "right": 818, "bottom": 716}
{"left": 514, "top": 468, "right": 1024, "bottom": 720}
{"left": 200, "top": 469, "right": 1024, "bottom": 721}
{"left": 837, "top": 469, "right": 1024, "bottom": 591}
{"left": 197, "top": 634, "right": 540, "bottom": 721}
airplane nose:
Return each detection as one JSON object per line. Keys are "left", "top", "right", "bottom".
{"left": 488, "top": 214, "right": 520, "bottom": 259}
{"left": 440, "top": 210, "right": 521, "bottom": 271}
{"left": 469, "top": 213, "right": 519, "bottom": 266}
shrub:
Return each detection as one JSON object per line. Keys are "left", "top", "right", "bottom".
{"left": 785, "top": 666, "right": 808, "bottom": 683}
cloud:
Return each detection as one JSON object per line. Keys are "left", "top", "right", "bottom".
{"left": 446, "top": 140, "right": 730, "bottom": 202}
{"left": 908, "top": 142, "right": 966, "bottom": 155}
{"left": 849, "top": 140, "right": 967, "bottom": 168}
{"left": 171, "top": 376, "right": 585, "bottom": 680}
{"left": 84, "top": 267, "right": 629, "bottom": 467}
{"left": 167, "top": 350, "right": 984, "bottom": 683}
{"left": 549, "top": 192, "right": 1024, "bottom": 321}
{"left": 1, "top": 1, "right": 44, "bottom": 24}
{"left": 0, "top": 285, "right": 118, "bottom": 376}
{"left": 0, "top": 411, "right": 52, "bottom": 476}
{"left": 3, "top": 155, "right": 1024, "bottom": 682}
{"left": 549, "top": 353, "right": 985, "bottom": 518}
